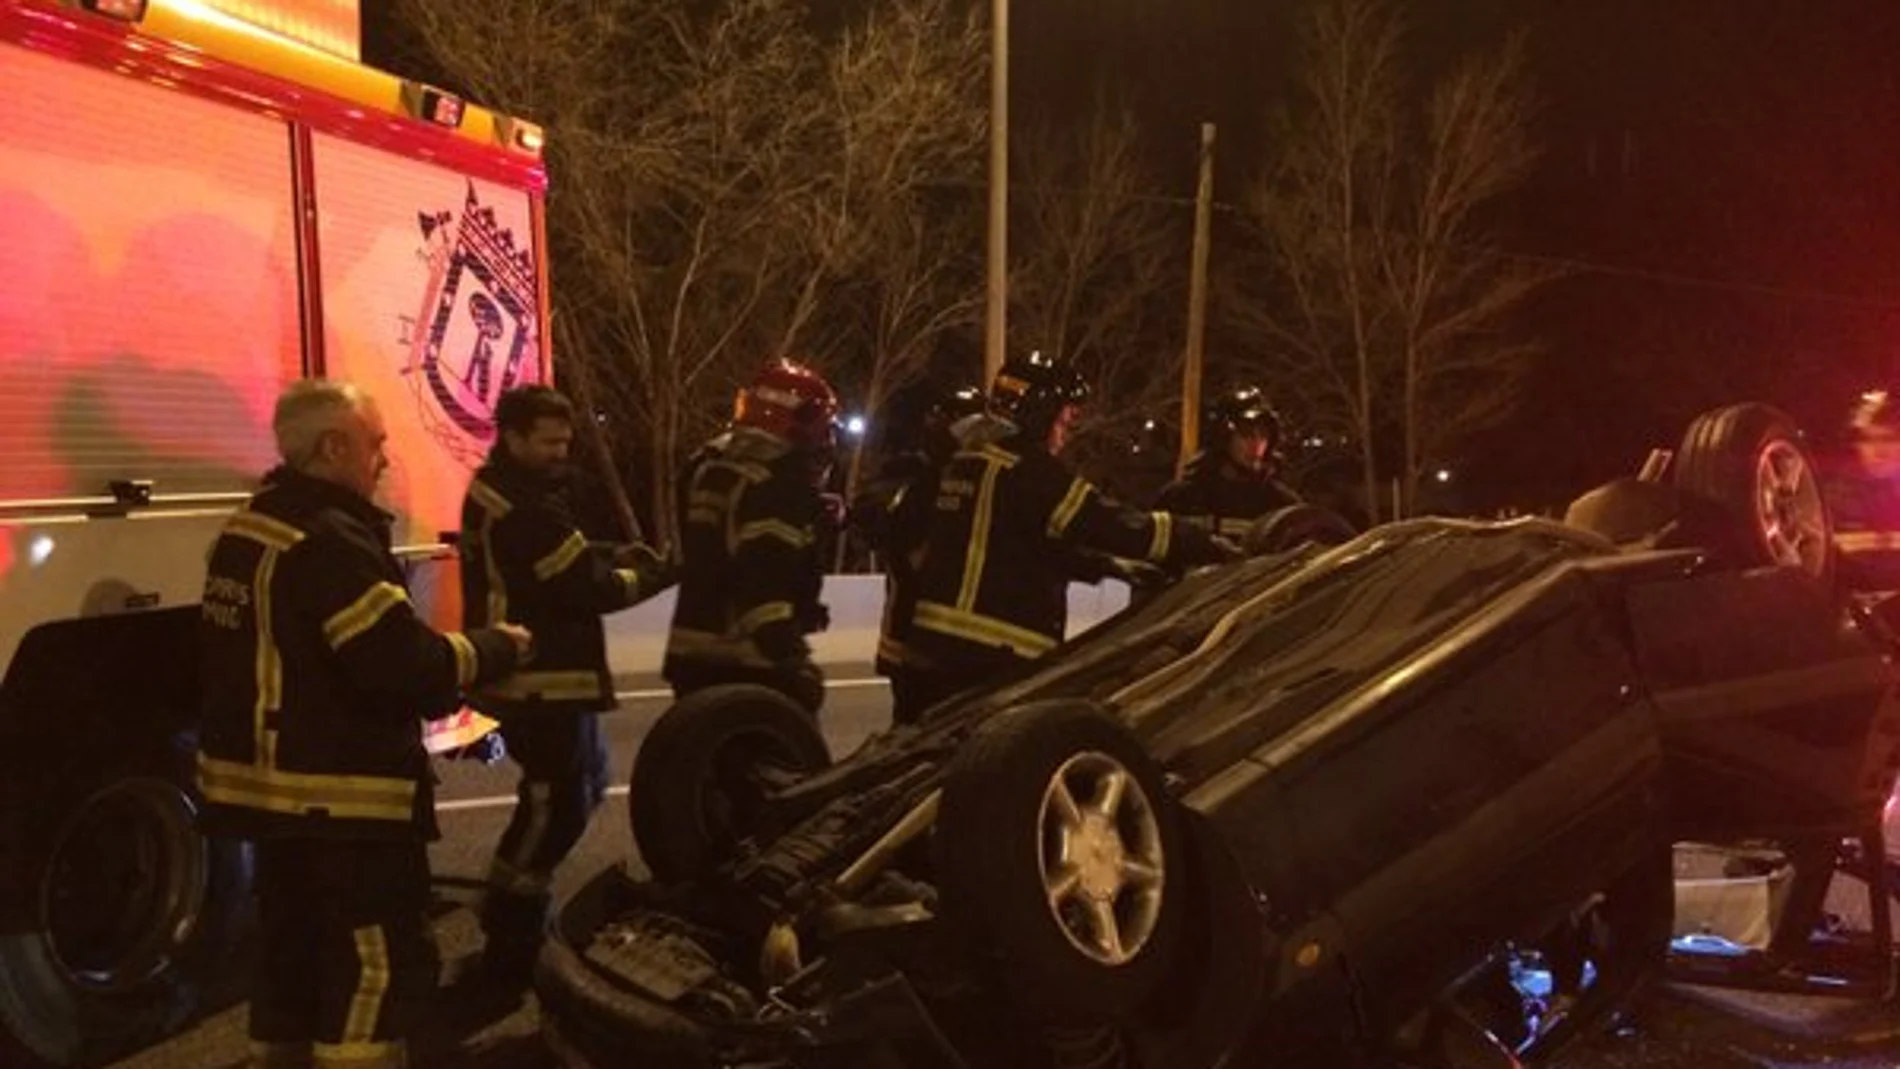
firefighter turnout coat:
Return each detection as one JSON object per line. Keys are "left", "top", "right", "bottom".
{"left": 460, "top": 455, "right": 662, "bottom": 715}
{"left": 850, "top": 447, "right": 937, "bottom": 676}
{"left": 664, "top": 427, "right": 826, "bottom": 693}
{"left": 1154, "top": 452, "right": 1303, "bottom": 540}
{"left": 911, "top": 430, "right": 1230, "bottom": 670}
{"left": 197, "top": 468, "right": 522, "bottom": 842}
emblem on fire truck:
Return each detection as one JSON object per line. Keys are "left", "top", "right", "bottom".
{"left": 402, "top": 182, "right": 539, "bottom": 468}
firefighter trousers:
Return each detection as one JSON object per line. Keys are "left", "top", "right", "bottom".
{"left": 480, "top": 712, "right": 609, "bottom": 979}
{"left": 247, "top": 836, "right": 436, "bottom": 1069}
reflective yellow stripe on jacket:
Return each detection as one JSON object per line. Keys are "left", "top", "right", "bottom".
{"left": 735, "top": 601, "right": 794, "bottom": 634}
{"left": 1178, "top": 514, "right": 1255, "bottom": 540}
{"left": 311, "top": 1038, "right": 405, "bottom": 1069}
{"left": 469, "top": 478, "right": 513, "bottom": 624}
{"left": 533, "top": 531, "right": 589, "bottom": 581}
{"left": 477, "top": 670, "right": 609, "bottom": 703}
{"left": 912, "top": 601, "right": 1059, "bottom": 658}
{"left": 665, "top": 629, "right": 776, "bottom": 670}
{"left": 957, "top": 450, "right": 1014, "bottom": 610}
{"left": 221, "top": 509, "right": 308, "bottom": 770}
{"left": 444, "top": 633, "right": 479, "bottom": 687}
{"left": 1046, "top": 478, "right": 1091, "bottom": 538}
{"left": 1147, "top": 512, "right": 1174, "bottom": 560}
{"left": 322, "top": 582, "right": 409, "bottom": 650}
{"left": 197, "top": 754, "right": 415, "bottom": 823}
{"left": 737, "top": 519, "right": 813, "bottom": 548}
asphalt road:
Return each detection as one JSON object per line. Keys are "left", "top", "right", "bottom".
{"left": 104, "top": 679, "right": 1900, "bottom": 1069}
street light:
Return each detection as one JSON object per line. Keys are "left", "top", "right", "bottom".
{"left": 984, "top": 0, "right": 1008, "bottom": 386}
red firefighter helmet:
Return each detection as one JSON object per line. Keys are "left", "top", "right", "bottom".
{"left": 734, "top": 357, "right": 841, "bottom": 453}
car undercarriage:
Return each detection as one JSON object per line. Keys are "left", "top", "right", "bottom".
{"left": 534, "top": 403, "right": 1900, "bottom": 1069}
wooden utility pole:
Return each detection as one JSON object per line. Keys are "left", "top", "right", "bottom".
{"left": 1177, "top": 122, "right": 1216, "bottom": 478}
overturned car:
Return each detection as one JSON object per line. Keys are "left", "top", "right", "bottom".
{"left": 536, "top": 403, "right": 1900, "bottom": 1069}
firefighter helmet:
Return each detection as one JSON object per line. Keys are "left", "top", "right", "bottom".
{"left": 988, "top": 351, "right": 1089, "bottom": 439}
{"left": 734, "top": 358, "right": 841, "bottom": 453}
{"left": 1204, "top": 385, "right": 1283, "bottom": 447}
{"left": 935, "top": 382, "right": 988, "bottom": 425}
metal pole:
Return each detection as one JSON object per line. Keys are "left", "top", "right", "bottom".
{"left": 984, "top": 0, "right": 1009, "bottom": 386}
{"left": 1177, "top": 122, "right": 1216, "bottom": 478}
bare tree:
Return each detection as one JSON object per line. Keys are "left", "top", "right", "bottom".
{"left": 776, "top": 0, "right": 986, "bottom": 362}
{"left": 1011, "top": 106, "right": 1182, "bottom": 482}
{"left": 779, "top": 0, "right": 988, "bottom": 503}
{"left": 1376, "top": 31, "right": 1558, "bottom": 512}
{"left": 1234, "top": 0, "right": 1399, "bottom": 521}
{"left": 830, "top": 205, "right": 987, "bottom": 500}
{"left": 1233, "top": 0, "right": 1551, "bottom": 520}
{"left": 394, "top": 0, "right": 985, "bottom": 548}
{"left": 388, "top": 0, "right": 657, "bottom": 538}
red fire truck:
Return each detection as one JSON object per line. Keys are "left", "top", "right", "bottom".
{"left": 0, "top": 1, "right": 549, "bottom": 1062}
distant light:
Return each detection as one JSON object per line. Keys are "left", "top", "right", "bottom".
{"left": 845, "top": 415, "right": 867, "bottom": 437}
{"left": 1304, "top": 436, "right": 1323, "bottom": 448}
{"left": 1143, "top": 419, "right": 1156, "bottom": 430}
{"left": 1435, "top": 469, "right": 1452, "bottom": 484}
{"left": 29, "top": 536, "right": 54, "bottom": 567}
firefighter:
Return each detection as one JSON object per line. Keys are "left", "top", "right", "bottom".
{"left": 664, "top": 358, "right": 840, "bottom": 713}
{"left": 197, "top": 380, "right": 532, "bottom": 1069}
{"left": 1838, "top": 389, "right": 1900, "bottom": 520}
{"left": 848, "top": 381, "right": 987, "bottom": 723}
{"left": 1155, "top": 385, "right": 1303, "bottom": 540}
{"left": 906, "top": 352, "right": 1238, "bottom": 713}
{"left": 458, "top": 385, "right": 676, "bottom": 991}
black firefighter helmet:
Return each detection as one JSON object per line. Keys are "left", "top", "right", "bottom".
{"left": 1203, "top": 385, "right": 1284, "bottom": 449}
{"left": 920, "top": 379, "right": 988, "bottom": 435}
{"left": 989, "top": 351, "right": 1090, "bottom": 441}
{"left": 917, "top": 379, "right": 988, "bottom": 461}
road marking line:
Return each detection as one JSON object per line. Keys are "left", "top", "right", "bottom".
{"left": 612, "top": 676, "right": 889, "bottom": 701}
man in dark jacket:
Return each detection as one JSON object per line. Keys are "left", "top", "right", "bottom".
{"left": 1155, "top": 385, "right": 1303, "bottom": 539}
{"left": 848, "top": 382, "right": 986, "bottom": 723}
{"left": 198, "top": 380, "right": 531, "bottom": 1069}
{"left": 458, "top": 385, "right": 675, "bottom": 988}
{"left": 664, "top": 358, "right": 839, "bottom": 714}
{"left": 906, "top": 352, "right": 1238, "bottom": 713}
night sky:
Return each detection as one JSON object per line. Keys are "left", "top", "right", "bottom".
{"left": 367, "top": 1, "right": 1900, "bottom": 504}
{"left": 1009, "top": 0, "right": 1900, "bottom": 500}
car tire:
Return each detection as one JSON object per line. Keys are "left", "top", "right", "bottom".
{"left": 1674, "top": 403, "right": 1835, "bottom": 582}
{"left": 1242, "top": 504, "right": 1358, "bottom": 557}
{"left": 0, "top": 740, "right": 251, "bottom": 1067}
{"left": 933, "top": 700, "right": 1185, "bottom": 1023}
{"left": 629, "top": 685, "right": 831, "bottom": 884}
